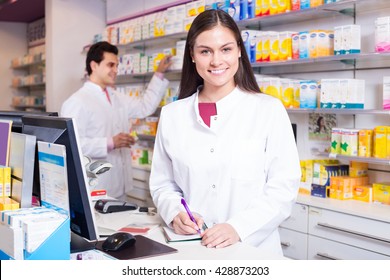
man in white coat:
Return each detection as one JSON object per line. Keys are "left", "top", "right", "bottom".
{"left": 61, "top": 41, "right": 171, "bottom": 199}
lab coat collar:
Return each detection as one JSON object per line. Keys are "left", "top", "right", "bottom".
{"left": 193, "top": 86, "right": 242, "bottom": 128}
{"left": 84, "top": 81, "right": 113, "bottom": 100}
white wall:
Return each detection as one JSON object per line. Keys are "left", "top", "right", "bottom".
{"left": 0, "top": 22, "right": 27, "bottom": 110}
{"left": 45, "top": 0, "right": 106, "bottom": 112}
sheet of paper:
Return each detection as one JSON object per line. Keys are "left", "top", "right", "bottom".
{"left": 162, "top": 226, "right": 202, "bottom": 242}
{"left": 37, "top": 141, "right": 69, "bottom": 215}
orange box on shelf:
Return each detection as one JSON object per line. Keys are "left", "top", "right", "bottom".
{"left": 353, "top": 185, "right": 372, "bottom": 203}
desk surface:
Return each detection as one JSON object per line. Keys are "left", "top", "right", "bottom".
{"left": 94, "top": 210, "right": 285, "bottom": 260}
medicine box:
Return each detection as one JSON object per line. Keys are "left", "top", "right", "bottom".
{"left": 329, "top": 176, "right": 353, "bottom": 200}
{"left": 353, "top": 185, "right": 372, "bottom": 203}
{"left": 0, "top": 213, "right": 70, "bottom": 260}
{"left": 330, "top": 127, "right": 343, "bottom": 154}
{"left": 358, "top": 129, "right": 373, "bottom": 158}
{"left": 383, "top": 76, "right": 390, "bottom": 110}
{"left": 311, "top": 183, "right": 328, "bottom": 198}
{"left": 372, "top": 182, "right": 390, "bottom": 205}
{"left": 373, "top": 126, "right": 387, "bottom": 158}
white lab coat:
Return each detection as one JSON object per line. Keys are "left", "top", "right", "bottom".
{"left": 61, "top": 75, "right": 169, "bottom": 198}
{"left": 150, "top": 87, "right": 301, "bottom": 255}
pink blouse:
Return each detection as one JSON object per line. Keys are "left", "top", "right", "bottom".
{"left": 198, "top": 103, "right": 217, "bottom": 127}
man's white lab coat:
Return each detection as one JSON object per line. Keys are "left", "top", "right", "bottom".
{"left": 61, "top": 75, "right": 169, "bottom": 198}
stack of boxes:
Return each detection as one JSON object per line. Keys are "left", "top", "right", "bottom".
{"left": 330, "top": 125, "right": 390, "bottom": 160}
{"left": 300, "top": 159, "right": 389, "bottom": 205}
{"left": 257, "top": 76, "right": 301, "bottom": 108}
{"left": 333, "top": 24, "right": 361, "bottom": 55}
{"left": 320, "top": 79, "right": 365, "bottom": 109}
{"left": 328, "top": 162, "right": 369, "bottom": 201}
{"left": 0, "top": 166, "right": 18, "bottom": 211}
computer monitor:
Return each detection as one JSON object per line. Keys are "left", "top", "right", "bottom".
{"left": 292, "top": 123, "right": 297, "bottom": 143}
{"left": 0, "top": 111, "right": 58, "bottom": 133}
{"left": 21, "top": 115, "right": 99, "bottom": 253}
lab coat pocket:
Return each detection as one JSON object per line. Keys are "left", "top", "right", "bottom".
{"left": 231, "top": 138, "right": 266, "bottom": 181}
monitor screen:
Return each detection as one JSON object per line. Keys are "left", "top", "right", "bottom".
{"left": 292, "top": 123, "right": 297, "bottom": 143}
{"left": 0, "top": 111, "right": 58, "bottom": 133}
{"left": 21, "top": 115, "right": 98, "bottom": 253}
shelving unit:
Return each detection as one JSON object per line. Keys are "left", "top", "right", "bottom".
{"left": 10, "top": 52, "right": 46, "bottom": 111}
{"left": 287, "top": 108, "right": 390, "bottom": 115}
{"left": 241, "top": 0, "right": 390, "bottom": 259}
{"left": 117, "top": 31, "right": 188, "bottom": 52}
{"left": 101, "top": 0, "right": 390, "bottom": 258}
{"left": 115, "top": 69, "right": 182, "bottom": 84}
{"left": 237, "top": 0, "right": 361, "bottom": 29}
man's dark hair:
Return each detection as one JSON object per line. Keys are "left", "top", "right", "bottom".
{"left": 86, "top": 41, "right": 118, "bottom": 76}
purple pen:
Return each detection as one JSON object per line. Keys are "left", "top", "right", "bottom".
{"left": 181, "top": 198, "right": 201, "bottom": 234}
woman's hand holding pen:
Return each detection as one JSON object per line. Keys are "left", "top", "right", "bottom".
{"left": 201, "top": 223, "right": 240, "bottom": 249}
{"left": 172, "top": 212, "right": 204, "bottom": 235}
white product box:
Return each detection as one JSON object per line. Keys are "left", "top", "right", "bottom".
{"left": 176, "top": 40, "right": 186, "bottom": 57}
{"left": 383, "top": 76, "right": 390, "bottom": 109}
{"left": 23, "top": 215, "right": 65, "bottom": 253}
{"left": 320, "top": 79, "right": 340, "bottom": 108}
{"left": 334, "top": 25, "right": 343, "bottom": 55}
{"left": 376, "top": 17, "right": 390, "bottom": 52}
{"left": 339, "top": 79, "right": 365, "bottom": 109}
{"left": 299, "top": 31, "right": 310, "bottom": 59}
{"left": 300, "top": 80, "right": 318, "bottom": 108}
{"left": 241, "top": 30, "right": 259, "bottom": 63}
{"left": 343, "top": 24, "right": 361, "bottom": 54}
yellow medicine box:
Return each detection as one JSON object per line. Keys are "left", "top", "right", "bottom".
{"left": 0, "top": 197, "right": 20, "bottom": 211}
{"left": 353, "top": 185, "right": 372, "bottom": 203}
{"left": 358, "top": 129, "right": 373, "bottom": 157}
{"left": 373, "top": 126, "right": 387, "bottom": 158}
{"left": 372, "top": 182, "right": 390, "bottom": 205}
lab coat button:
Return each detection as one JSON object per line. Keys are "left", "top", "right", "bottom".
{"left": 214, "top": 116, "right": 217, "bottom": 120}
{"left": 210, "top": 148, "right": 214, "bottom": 153}
{"left": 211, "top": 184, "right": 216, "bottom": 188}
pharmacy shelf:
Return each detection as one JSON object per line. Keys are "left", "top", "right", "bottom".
{"left": 12, "top": 105, "right": 46, "bottom": 110}
{"left": 117, "top": 31, "right": 188, "bottom": 52}
{"left": 252, "top": 52, "right": 390, "bottom": 73}
{"left": 11, "top": 59, "right": 45, "bottom": 70}
{"left": 297, "top": 194, "right": 390, "bottom": 223}
{"left": 314, "top": 150, "right": 390, "bottom": 165}
{"left": 113, "top": 1, "right": 360, "bottom": 51}
{"left": 287, "top": 108, "right": 390, "bottom": 115}
{"left": 115, "top": 69, "right": 182, "bottom": 84}
{"left": 237, "top": 0, "right": 359, "bottom": 29}
{"left": 12, "top": 83, "right": 45, "bottom": 89}
{"left": 137, "top": 134, "right": 156, "bottom": 141}
{"left": 115, "top": 52, "right": 390, "bottom": 82}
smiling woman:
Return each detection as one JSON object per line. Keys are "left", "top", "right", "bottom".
{"left": 192, "top": 25, "right": 241, "bottom": 102}
{"left": 149, "top": 9, "right": 301, "bottom": 255}
{"left": 178, "top": 9, "right": 259, "bottom": 100}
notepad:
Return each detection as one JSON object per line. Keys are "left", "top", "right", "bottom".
{"left": 162, "top": 226, "right": 202, "bottom": 243}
